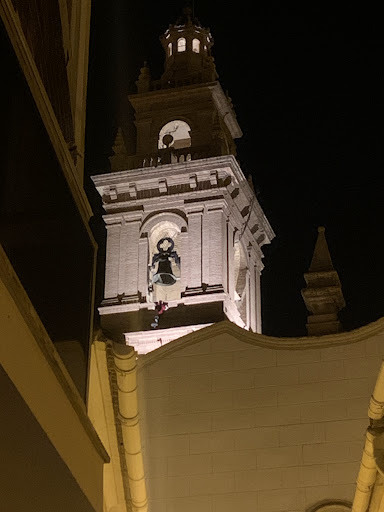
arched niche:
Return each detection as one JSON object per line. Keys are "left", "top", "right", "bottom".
{"left": 177, "top": 37, "right": 186, "bottom": 52}
{"left": 233, "top": 236, "right": 248, "bottom": 326}
{"left": 192, "top": 38, "right": 200, "bottom": 53}
{"left": 141, "top": 213, "right": 187, "bottom": 303}
{"left": 158, "top": 120, "right": 191, "bottom": 150}
{"left": 307, "top": 500, "right": 352, "bottom": 512}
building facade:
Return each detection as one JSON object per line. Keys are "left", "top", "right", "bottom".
{"left": 89, "top": 8, "right": 384, "bottom": 512}
{"left": 0, "top": 1, "right": 108, "bottom": 510}
{"left": 2, "top": 4, "right": 384, "bottom": 512}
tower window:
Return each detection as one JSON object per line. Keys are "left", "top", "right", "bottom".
{"left": 192, "top": 38, "right": 200, "bottom": 53}
{"left": 177, "top": 37, "right": 186, "bottom": 52}
{"left": 168, "top": 42, "right": 172, "bottom": 56}
{"left": 158, "top": 120, "right": 191, "bottom": 150}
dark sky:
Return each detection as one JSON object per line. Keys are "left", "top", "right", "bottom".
{"left": 85, "top": 2, "right": 384, "bottom": 337}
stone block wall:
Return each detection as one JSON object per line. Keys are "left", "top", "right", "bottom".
{"left": 137, "top": 328, "right": 384, "bottom": 512}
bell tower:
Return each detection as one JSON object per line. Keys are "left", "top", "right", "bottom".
{"left": 92, "top": 8, "right": 275, "bottom": 353}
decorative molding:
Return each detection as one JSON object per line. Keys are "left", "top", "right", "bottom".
{"left": 0, "top": 0, "right": 94, "bottom": 230}
{"left": 110, "top": 342, "right": 148, "bottom": 512}
{"left": 139, "top": 317, "right": 384, "bottom": 367}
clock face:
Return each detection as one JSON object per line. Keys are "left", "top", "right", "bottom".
{"left": 158, "top": 120, "right": 191, "bottom": 149}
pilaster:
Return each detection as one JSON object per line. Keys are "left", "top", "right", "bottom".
{"left": 138, "top": 235, "right": 149, "bottom": 302}
{"left": 255, "top": 263, "right": 262, "bottom": 333}
{"left": 104, "top": 218, "right": 122, "bottom": 300}
{"left": 179, "top": 230, "right": 189, "bottom": 293}
{"left": 249, "top": 258, "right": 257, "bottom": 332}
{"left": 185, "top": 208, "right": 203, "bottom": 289}
{"left": 206, "top": 206, "right": 226, "bottom": 289}
{"left": 122, "top": 217, "right": 141, "bottom": 299}
{"left": 227, "top": 220, "right": 236, "bottom": 299}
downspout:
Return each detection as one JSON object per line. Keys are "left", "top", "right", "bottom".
{"left": 112, "top": 343, "right": 147, "bottom": 512}
{"left": 352, "top": 360, "right": 384, "bottom": 512}
{"left": 368, "top": 361, "right": 384, "bottom": 421}
{"left": 352, "top": 428, "right": 378, "bottom": 512}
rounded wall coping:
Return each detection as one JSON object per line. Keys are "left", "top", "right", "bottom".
{"left": 139, "top": 316, "right": 384, "bottom": 367}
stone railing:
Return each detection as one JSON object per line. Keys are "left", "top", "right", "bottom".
{"left": 150, "top": 75, "right": 204, "bottom": 91}
{"left": 127, "top": 146, "right": 212, "bottom": 170}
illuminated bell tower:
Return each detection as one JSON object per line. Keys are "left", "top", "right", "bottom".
{"left": 92, "top": 8, "right": 275, "bottom": 353}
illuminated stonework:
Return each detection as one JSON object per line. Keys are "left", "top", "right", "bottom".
{"left": 158, "top": 120, "right": 191, "bottom": 150}
{"left": 92, "top": 6, "right": 275, "bottom": 354}
{"left": 93, "top": 155, "right": 274, "bottom": 352}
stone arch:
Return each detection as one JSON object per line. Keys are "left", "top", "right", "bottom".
{"left": 141, "top": 211, "right": 187, "bottom": 235}
{"left": 192, "top": 38, "right": 200, "bottom": 53}
{"left": 307, "top": 500, "right": 352, "bottom": 512}
{"left": 177, "top": 37, "right": 186, "bottom": 52}
{"left": 141, "top": 212, "right": 187, "bottom": 304}
{"left": 158, "top": 119, "right": 192, "bottom": 150}
{"left": 233, "top": 234, "right": 248, "bottom": 326}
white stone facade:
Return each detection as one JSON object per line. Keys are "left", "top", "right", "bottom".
{"left": 92, "top": 155, "right": 274, "bottom": 351}
{"left": 136, "top": 320, "right": 384, "bottom": 512}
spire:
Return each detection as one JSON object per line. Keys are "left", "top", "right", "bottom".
{"left": 308, "top": 226, "right": 334, "bottom": 272}
{"left": 175, "top": 5, "right": 200, "bottom": 26}
{"left": 301, "top": 226, "right": 345, "bottom": 336}
{"left": 112, "top": 127, "right": 127, "bottom": 155}
{"left": 135, "top": 61, "right": 151, "bottom": 93}
{"left": 109, "top": 127, "right": 129, "bottom": 171}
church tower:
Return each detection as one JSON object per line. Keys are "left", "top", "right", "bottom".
{"left": 92, "top": 8, "right": 274, "bottom": 353}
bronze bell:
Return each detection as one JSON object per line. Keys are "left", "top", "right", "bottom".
{"left": 152, "top": 256, "right": 178, "bottom": 286}
{"left": 151, "top": 237, "right": 180, "bottom": 287}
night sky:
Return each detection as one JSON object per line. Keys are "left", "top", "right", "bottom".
{"left": 85, "top": 2, "right": 384, "bottom": 337}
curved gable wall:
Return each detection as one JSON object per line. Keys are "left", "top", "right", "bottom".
{"left": 137, "top": 320, "right": 384, "bottom": 512}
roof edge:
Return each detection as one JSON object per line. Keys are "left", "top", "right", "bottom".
{"left": 138, "top": 316, "right": 384, "bottom": 367}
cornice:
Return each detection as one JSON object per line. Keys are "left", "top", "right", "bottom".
{"left": 208, "top": 82, "right": 243, "bottom": 139}
{"left": 0, "top": 0, "right": 95, "bottom": 235}
{"left": 93, "top": 155, "right": 275, "bottom": 249}
{"left": 0, "top": 243, "right": 109, "bottom": 462}
{"left": 128, "top": 80, "right": 217, "bottom": 105}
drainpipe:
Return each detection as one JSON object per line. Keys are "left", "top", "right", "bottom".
{"left": 352, "top": 360, "right": 384, "bottom": 512}
{"left": 352, "top": 428, "right": 378, "bottom": 512}
{"left": 368, "top": 361, "right": 384, "bottom": 420}
{"left": 112, "top": 343, "right": 147, "bottom": 512}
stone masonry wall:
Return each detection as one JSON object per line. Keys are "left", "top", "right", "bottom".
{"left": 137, "top": 328, "right": 384, "bottom": 512}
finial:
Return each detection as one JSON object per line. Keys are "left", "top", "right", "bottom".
{"left": 136, "top": 61, "right": 151, "bottom": 92}
{"left": 183, "top": 5, "right": 192, "bottom": 17}
{"left": 139, "top": 61, "right": 150, "bottom": 74}
{"left": 301, "top": 226, "right": 345, "bottom": 336}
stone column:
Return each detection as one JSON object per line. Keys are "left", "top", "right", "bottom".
{"left": 227, "top": 220, "right": 236, "bottom": 299}
{"left": 179, "top": 230, "right": 189, "bottom": 293}
{"left": 104, "top": 217, "right": 122, "bottom": 300}
{"left": 136, "top": 118, "right": 152, "bottom": 155}
{"left": 138, "top": 235, "right": 149, "bottom": 301}
{"left": 122, "top": 215, "right": 142, "bottom": 299}
{"left": 207, "top": 206, "right": 226, "bottom": 289}
{"left": 186, "top": 208, "right": 203, "bottom": 289}
{"left": 255, "top": 263, "right": 262, "bottom": 333}
{"left": 202, "top": 209, "right": 210, "bottom": 286}
{"left": 248, "top": 249, "right": 257, "bottom": 333}
{"left": 245, "top": 267, "right": 251, "bottom": 330}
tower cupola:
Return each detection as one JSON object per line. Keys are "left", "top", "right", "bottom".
{"left": 159, "top": 6, "right": 217, "bottom": 85}
{"left": 115, "top": 7, "right": 242, "bottom": 172}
